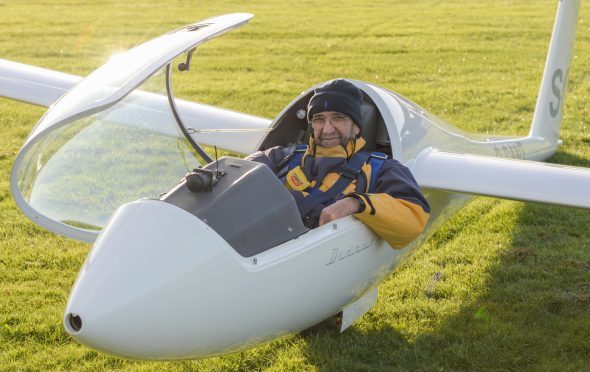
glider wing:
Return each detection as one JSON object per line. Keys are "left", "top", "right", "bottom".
{"left": 413, "top": 150, "right": 590, "bottom": 209}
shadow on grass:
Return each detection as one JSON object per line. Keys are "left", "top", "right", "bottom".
{"left": 407, "top": 210, "right": 589, "bottom": 370}
{"left": 300, "top": 324, "right": 414, "bottom": 371}
{"left": 299, "top": 151, "right": 590, "bottom": 370}
{"left": 549, "top": 149, "right": 590, "bottom": 168}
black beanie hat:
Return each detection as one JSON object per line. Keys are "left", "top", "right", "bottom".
{"left": 307, "top": 79, "right": 363, "bottom": 128}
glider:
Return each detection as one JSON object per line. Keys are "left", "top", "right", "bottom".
{"left": 0, "top": 0, "right": 587, "bottom": 360}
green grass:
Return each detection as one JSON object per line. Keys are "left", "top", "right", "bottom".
{"left": 1, "top": 0, "right": 590, "bottom": 370}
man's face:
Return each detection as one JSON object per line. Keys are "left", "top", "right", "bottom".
{"left": 311, "top": 111, "right": 360, "bottom": 148}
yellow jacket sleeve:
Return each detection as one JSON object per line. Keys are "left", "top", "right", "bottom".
{"left": 353, "top": 193, "right": 429, "bottom": 249}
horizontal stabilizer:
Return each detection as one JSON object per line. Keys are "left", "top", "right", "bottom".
{"left": 413, "top": 150, "right": 590, "bottom": 209}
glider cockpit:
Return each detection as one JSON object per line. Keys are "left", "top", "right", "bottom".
{"left": 160, "top": 80, "right": 399, "bottom": 257}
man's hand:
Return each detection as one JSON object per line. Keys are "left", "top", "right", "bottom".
{"left": 319, "top": 197, "right": 360, "bottom": 226}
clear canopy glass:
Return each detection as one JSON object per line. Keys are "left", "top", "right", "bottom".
{"left": 10, "top": 13, "right": 254, "bottom": 242}
{"left": 16, "top": 71, "right": 202, "bottom": 231}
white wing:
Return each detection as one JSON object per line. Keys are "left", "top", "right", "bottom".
{"left": 0, "top": 59, "right": 79, "bottom": 107}
{"left": 413, "top": 150, "right": 590, "bottom": 209}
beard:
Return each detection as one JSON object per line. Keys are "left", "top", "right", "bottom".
{"left": 314, "top": 123, "right": 357, "bottom": 149}
{"left": 316, "top": 132, "right": 344, "bottom": 148}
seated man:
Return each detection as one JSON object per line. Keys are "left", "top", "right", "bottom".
{"left": 247, "top": 79, "right": 430, "bottom": 248}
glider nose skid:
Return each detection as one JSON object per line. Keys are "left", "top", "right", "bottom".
{"left": 63, "top": 199, "right": 244, "bottom": 359}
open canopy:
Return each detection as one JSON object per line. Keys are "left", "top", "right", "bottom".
{"left": 11, "top": 13, "right": 254, "bottom": 242}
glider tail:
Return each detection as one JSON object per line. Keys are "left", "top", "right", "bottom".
{"left": 529, "top": 0, "right": 580, "bottom": 145}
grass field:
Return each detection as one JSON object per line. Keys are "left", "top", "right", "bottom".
{"left": 1, "top": 0, "right": 590, "bottom": 370}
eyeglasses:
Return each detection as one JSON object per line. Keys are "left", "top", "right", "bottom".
{"left": 309, "top": 114, "right": 351, "bottom": 129}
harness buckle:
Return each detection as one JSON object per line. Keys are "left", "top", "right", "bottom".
{"left": 293, "top": 145, "right": 308, "bottom": 153}
{"left": 370, "top": 152, "right": 388, "bottom": 160}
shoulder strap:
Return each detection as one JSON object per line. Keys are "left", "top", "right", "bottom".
{"left": 288, "top": 144, "right": 308, "bottom": 171}
{"left": 296, "top": 150, "right": 371, "bottom": 217}
{"left": 277, "top": 144, "right": 308, "bottom": 181}
{"left": 368, "top": 152, "right": 387, "bottom": 193}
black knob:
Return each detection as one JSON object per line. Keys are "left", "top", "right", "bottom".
{"left": 186, "top": 172, "right": 212, "bottom": 193}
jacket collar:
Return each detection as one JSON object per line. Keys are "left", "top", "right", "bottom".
{"left": 306, "top": 136, "right": 367, "bottom": 159}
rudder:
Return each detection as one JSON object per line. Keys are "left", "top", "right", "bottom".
{"left": 529, "top": 0, "right": 580, "bottom": 144}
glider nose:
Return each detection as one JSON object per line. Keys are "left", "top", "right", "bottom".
{"left": 63, "top": 199, "right": 238, "bottom": 359}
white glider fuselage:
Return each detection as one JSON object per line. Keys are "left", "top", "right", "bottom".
{"left": 1, "top": 0, "right": 587, "bottom": 361}
{"left": 58, "top": 76, "right": 572, "bottom": 359}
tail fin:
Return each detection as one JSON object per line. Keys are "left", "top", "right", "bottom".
{"left": 529, "top": 0, "right": 580, "bottom": 144}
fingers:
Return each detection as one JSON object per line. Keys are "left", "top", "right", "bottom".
{"left": 319, "top": 208, "right": 338, "bottom": 226}
{"left": 318, "top": 197, "right": 358, "bottom": 226}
